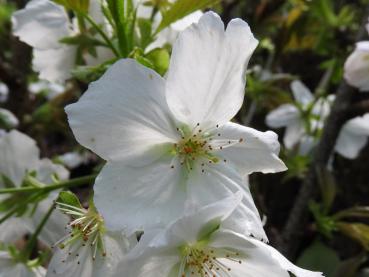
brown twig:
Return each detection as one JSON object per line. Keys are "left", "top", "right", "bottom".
{"left": 279, "top": 20, "right": 369, "bottom": 257}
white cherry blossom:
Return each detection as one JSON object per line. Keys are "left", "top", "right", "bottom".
{"left": 0, "top": 130, "right": 69, "bottom": 246}
{"left": 116, "top": 193, "right": 323, "bottom": 277}
{"left": 344, "top": 19, "right": 369, "bottom": 91}
{"left": 266, "top": 80, "right": 334, "bottom": 154}
{"left": 46, "top": 203, "right": 135, "bottom": 277}
{"left": 0, "top": 250, "right": 45, "bottom": 277}
{"left": 335, "top": 113, "right": 369, "bottom": 159}
{"left": 12, "top": 0, "right": 112, "bottom": 83}
{"left": 66, "top": 12, "right": 286, "bottom": 240}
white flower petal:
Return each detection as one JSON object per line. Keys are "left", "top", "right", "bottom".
{"left": 0, "top": 108, "right": 19, "bottom": 128}
{"left": 0, "top": 130, "right": 39, "bottom": 187}
{"left": 284, "top": 121, "right": 305, "bottom": 149}
{"left": 149, "top": 192, "right": 244, "bottom": 248}
{"left": 211, "top": 122, "right": 287, "bottom": 174}
{"left": 0, "top": 82, "right": 9, "bottom": 103}
{"left": 335, "top": 115, "right": 369, "bottom": 159}
{"left": 0, "top": 217, "right": 30, "bottom": 244}
{"left": 187, "top": 163, "right": 267, "bottom": 241}
{"left": 265, "top": 104, "right": 299, "bottom": 128}
{"left": 33, "top": 46, "right": 76, "bottom": 83}
{"left": 12, "top": 0, "right": 71, "bottom": 49}
{"left": 0, "top": 252, "right": 45, "bottom": 277}
{"left": 291, "top": 80, "right": 314, "bottom": 106}
{"left": 47, "top": 232, "right": 129, "bottom": 277}
{"left": 94, "top": 157, "right": 186, "bottom": 235}
{"left": 166, "top": 12, "right": 258, "bottom": 128}
{"left": 211, "top": 230, "right": 322, "bottom": 277}
{"left": 116, "top": 250, "right": 179, "bottom": 277}
{"left": 344, "top": 41, "right": 369, "bottom": 91}
{"left": 66, "top": 59, "right": 178, "bottom": 164}
{"left": 29, "top": 194, "right": 69, "bottom": 247}
{"left": 251, "top": 238, "right": 324, "bottom": 277}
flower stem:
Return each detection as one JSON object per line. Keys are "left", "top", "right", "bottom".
{"left": 0, "top": 175, "right": 96, "bottom": 194}
{"left": 23, "top": 204, "right": 55, "bottom": 261}
{"left": 82, "top": 13, "right": 120, "bottom": 57}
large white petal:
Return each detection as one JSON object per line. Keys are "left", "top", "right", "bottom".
{"left": 211, "top": 230, "right": 323, "bottom": 277}
{"left": 211, "top": 122, "right": 287, "bottom": 175}
{"left": 186, "top": 162, "right": 268, "bottom": 240}
{"left": 265, "top": 104, "right": 299, "bottom": 128}
{"left": 94, "top": 157, "right": 186, "bottom": 235}
{"left": 114, "top": 249, "right": 179, "bottom": 277}
{"left": 344, "top": 41, "right": 369, "bottom": 92}
{"left": 33, "top": 46, "right": 76, "bottom": 83}
{"left": 12, "top": 0, "right": 71, "bottom": 49}
{"left": 0, "top": 130, "right": 39, "bottom": 187}
{"left": 147, "top": 192, "right": 244, "bottom": 248}
{"left": 66, "top": 59, "right": 178, "bottom": 164}
{"left": 166, "top": 12, "right": 258, "bottom": 129}
{"left": 291, "top": 80, "right": 314, "bottom": 106}
{"left": 251, "top": 237, "right": 324, "bottom": 277}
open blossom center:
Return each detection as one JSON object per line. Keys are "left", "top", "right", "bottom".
{"left": 171, "top": 124, "right": 243, "bottom": 172}
{"left": 55, "top": 202, "right": 107, "bottom": 262}
{"left": 179, "top": 244, "right": 242, "bottom": 277}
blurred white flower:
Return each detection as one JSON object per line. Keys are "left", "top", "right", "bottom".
{"left": 46, "top": 204, "right": 135, "bottom": 277}
{"left": 12, "top": 0, "right": 110, "bottom": 83}
{"left": 0, "top": 130, "right": 69, "bottom": 246}
{"left": 117, "top": 193, "right": 323, "bottom": 277}
{"left": 0, "top": 250, "right": 46, "bottom": 277}
{"left": 344, "top": 35, "right": 369, "bottom": 91}
{"left": 28, "top": 80, "right": 65, "bottom": 100}
{"left": 266, "top": 80, "right": 334, "bottom": 154}
{"left": 66, "top": 12, "right": 286, "bottom": 239}
{"left": 58, "top": 152, "right": 88, "bottom": 169}
{"left": 335, "top": 113, "right": 369, "bottom": 159}
{"left": 0, "top": 82, "right": 9, "bottom": 103}
{"left": 0, "top": 108, "right": 19, "bottom": 128}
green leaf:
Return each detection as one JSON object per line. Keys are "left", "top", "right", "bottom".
{"left": 333, "top": 206, "right": 369, "bottom": 220}
{"left": 145, "top": 48, "right": 170, "bottom": 75}
{"left": 297, "top": 240, "right": 340, "bottom": 277}
{"left": 57, "top": 191, "right": 82, "bottom": 209}
{"left": 337, "top": 222, "right": 369, "bottom": 250}
{"left": 156, "top": 0, "right": 219, "bottom": 33}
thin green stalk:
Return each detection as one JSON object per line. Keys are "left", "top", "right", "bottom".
{"left": 0, "top": 191, "right": 45, "bottom": 224}
{"left": 23, "top": 204, "right": 55, "bottom": 260}
{"left": 0, "top": 175, "right": 96, "bottom": 194}
{"left": 82, "top": 14, "right": 120, "bottom": 57}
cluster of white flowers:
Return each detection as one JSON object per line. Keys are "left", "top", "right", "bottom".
{"left": 266, "top": 80, "right": 369, "bottom": 159}
{"left": 9, "top": 0, "right": 369, "bottom": 275}
{"left": 0, "top": 130, "right": 69, "bottom": 275}
{"left": 47, "top": 11, "right": 321, "bottom": 277}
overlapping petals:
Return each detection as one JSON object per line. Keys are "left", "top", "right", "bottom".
{"left": 66, "top": 12, "right": 286, "bottom": 240}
